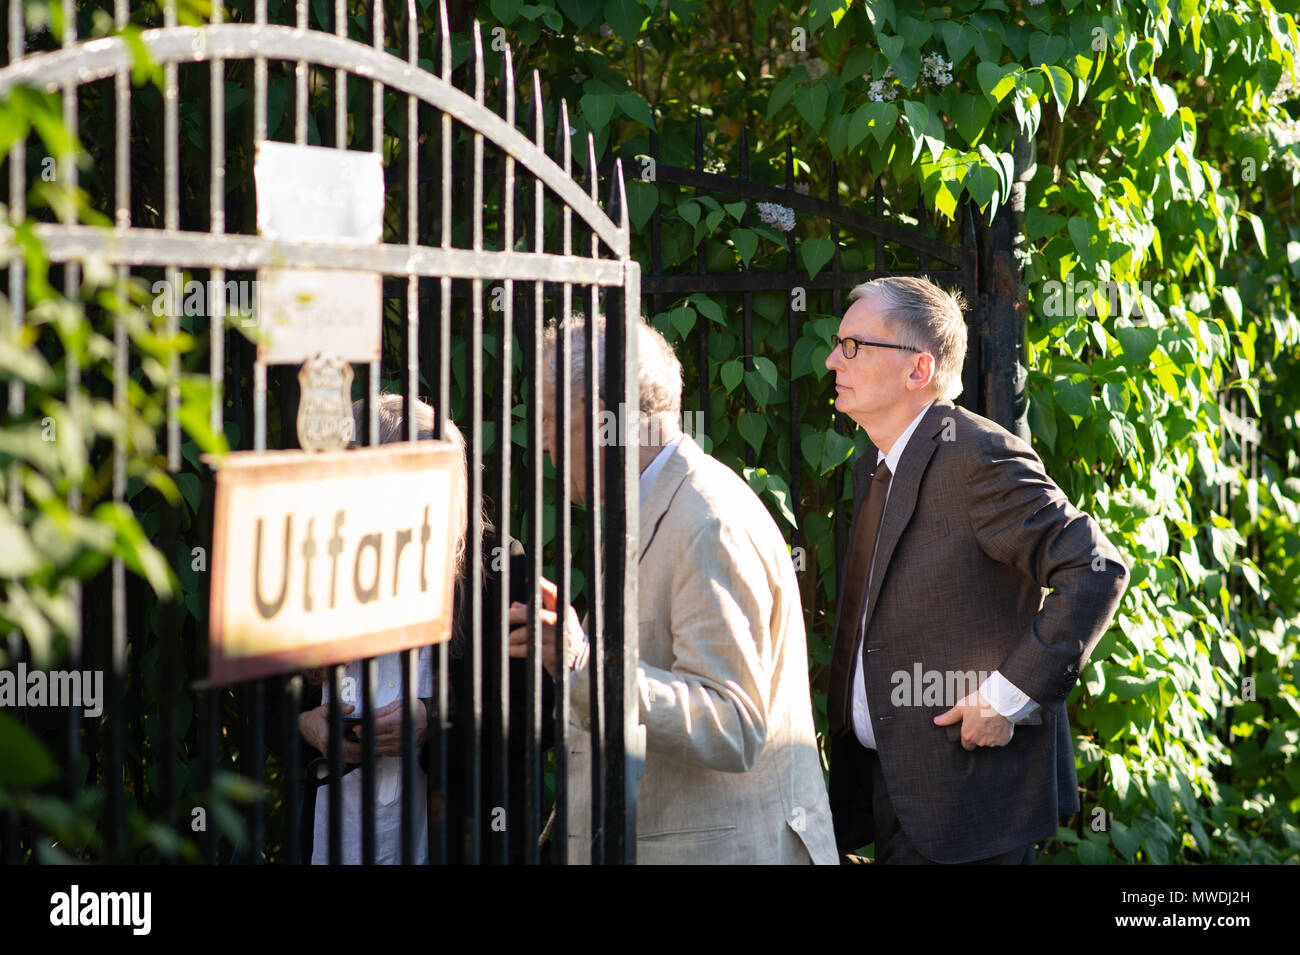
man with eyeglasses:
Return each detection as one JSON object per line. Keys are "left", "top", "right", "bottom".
{"left": 824, "top": 275, "right": 1129, "bottom": 864}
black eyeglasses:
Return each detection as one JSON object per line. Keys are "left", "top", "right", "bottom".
{"left": 831, "top": 334, "right": 922, "bottom": 359}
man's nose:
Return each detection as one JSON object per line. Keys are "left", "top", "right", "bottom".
{"left": 825, "top": 342, "right": 844, "bottom": 372}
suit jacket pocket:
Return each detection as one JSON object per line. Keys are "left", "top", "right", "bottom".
{"left": 943, "top": 706, "right": 1044, "bottom": 742}
{"left": 908, "top": 517, "right": 950, "bottom": 546}
{"left": 641, "top": 825, "right": 738, "bottom": 845}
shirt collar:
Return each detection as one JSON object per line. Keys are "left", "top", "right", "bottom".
{"left": 640, "top": 432, "right": 686, "bottom": 508}
{"left": 876, "top": 399, "right": 936, "bottom": 475}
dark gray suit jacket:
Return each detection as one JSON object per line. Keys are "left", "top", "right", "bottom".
{"left": 827, "top": 398, "right": 1129, "bottom": 862}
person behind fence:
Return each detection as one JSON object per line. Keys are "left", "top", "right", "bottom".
{"left": 507, "top": 315, "right": 839, "bottom": 865}
{"left": 822, "top": 276, "right": 1130, "bottom": 864}
{"left": 296, "top": 393, "right": 547, "bottom": 864}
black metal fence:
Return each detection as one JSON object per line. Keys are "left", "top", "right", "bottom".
{"left": 0, "top": 0, "right": 639, "bottom": 864}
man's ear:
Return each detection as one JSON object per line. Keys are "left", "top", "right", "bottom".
{"left": 909, "top": 353, "right": 936, "bottom": 391}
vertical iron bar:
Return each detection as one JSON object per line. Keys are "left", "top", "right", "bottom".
{"left": 492, "top": 40, "right": 517, "bottom": 866}
{"left": 58, "top": 0, "right": 82, "bottom": 807}
{"left": 335, "top": 0, "right": 347, "bottom": 148}
{"left": 106, "top": 0, "right": 131, "bottom": 856}
{"left": 327, "top": 664, "right": 343, "bottom": 864}
{"left": 362, "top": 657, "right": 377, "bottom": 865}
{"left": 429, "top": 0, "right": 454, "bottom": 864}
{"left": 605, "top": 161, "right": 639, "bottom": 863}
{"left": 462, "top": 20, "right": 487, "bottom": 865}
{"left": 525, "top": 70, "right": 546, "bottom": 866}
{"left": 556, "top": 98, "right": 575, "bottom": 863}
{"left": 583, "top": 131, "right": 606, "bottom": 865}
{"left": 284, "top": 675, "right": 302, "bottom": 864}
{"left": 295, "top": 0, "right": 308, "bottom": 145}
{"left": 693, "top": 119, "right": 709, "bottom": 437}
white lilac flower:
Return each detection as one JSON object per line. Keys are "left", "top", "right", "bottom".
{"left": 704, "top": 157, "right": 727, "bottom": 174}
{"left": 868, "top": 79, "right": 898, "bottom": 102}
{"left": 599, "top": 24, "right": 614, "bottom": 38}
{"left": 757, "top": 201, "right": 796, "bottom": 232}
{"left": 806, "top": 59, "right": 829, "bottom": 81}
{"left": 921, "top": 53, "right": 954, "bottom": 87}
{"left": 1028, "top": 0, "right": 1045, "bottom": 6}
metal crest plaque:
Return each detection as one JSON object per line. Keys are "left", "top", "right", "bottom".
{"left": 297, "top": 353, "right": 354, "bottom": 452}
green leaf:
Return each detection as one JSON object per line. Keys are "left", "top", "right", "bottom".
{"left": 579, "top": 92, "right": 615, "bottom": 131}
{"left": 1114, "top": 324, "right": 1158, "bottom": 366}
{"left": 891, "top": 47, "right": 922, "bottom": 88}
{"left": 761, "top": 471, "right": 799, "bottom": 528}
{"left": 490, "top": 0, "right": 524, "bottom": 24}
{"left": 1220, "top": 287, "right": 1242, "bottom": 322}
{"left": 794, "top": 82, "right": 829, "bottom": 131}
{"left": 0, "top": 709, "right": 59, "bottom": 786}
{"left": 1067, "top": 215, "right": 1094, "bottom": 267}
{"left": 879, "top": 34, "right": 904, "bottom": 64}
{"left": 940, "top": 20, "right": 977, "bottom": 66}
{"left": 1027, "top": 391, "right": 1057, "bottom": 453}
{"left": 1028, "top": 32, "right": 1069, "bottom": 67}
{"left": 604, "top": 0, "right": 645, "bottom": 44}
{"left": 677, "top": 200, "right": 700, "bottom": 229}
{"left": 859, "top": 100, "right": 898, "bottom": 147}
{"left": 616, "top": 90, "right": 656, "bottom": 129}
{"left": 689, "top": 293, "right": 725, "bottom": 325}
{"left": 753, "top": 356, "right": 778, "bottom": 390}
{"left": 0, "top": 506, "right": 46, "bottom": 578}
{"left": 964, "top": 162, "right": 999, "bottom": 208}
{"left": 721, "top": 359, "right": 744, "bottom": 393}
{"left": 559, "top": 0, "right": 602, "bottom": 29}
{"left": 977, "top": 61, "right": 1017, "bottom": 104}
{"left": 730, "top": 228, "right": 758, "bottom": 267}
{"left": 820, "top": 429, "right": 856, "bottom": 473}
{"left": 1243, "top": 211, "right": 1266, "bottom": 255}
{"left": 1053, "top": 375, "right": 1092, "bottom": 418}
{"left": 624, "top": 180, "right": 658, "bottom": 231}
{"left": 800, "top": 238, "right": 836, "bottom": 279}
{"left": 1025, "top": 207, "right": 1064, "bottom": 240}
{"left": 952, "top": 94, "right": 993, "bottom": 147}
{"left": 736, "top": 412, "right": 766, "bottom": 453}
{"left": 899, "top": 98, "right": 930, "bottom": 141}
{"left": 668, "top": 306, "right": 696, "bottom": 338}
{"left": 1042, "top": 65, "right": 1073, "bottom": 120}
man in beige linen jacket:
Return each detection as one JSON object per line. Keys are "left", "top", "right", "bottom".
{"left": 509, "top": 316, "right": 838, "bottom": 865}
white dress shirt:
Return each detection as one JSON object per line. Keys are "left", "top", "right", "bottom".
{"left": 850, "top": 401, "right": 1039, "bottom": 750}
{"left": 313, "top": 646, "right": 433, "bottom": 864}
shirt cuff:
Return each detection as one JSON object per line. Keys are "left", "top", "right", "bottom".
{"left": 980, "top": 671, "right": 1040, "bottom": 723}
{"left": 573, "top": 637, "right": 590, "bottom": 673}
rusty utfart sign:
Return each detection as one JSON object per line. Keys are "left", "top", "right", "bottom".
{"left": 206, "top": 442, "right": 460, "bottom": 683}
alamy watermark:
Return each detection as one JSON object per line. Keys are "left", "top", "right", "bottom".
{"left": 1040, "top": 276, "right": 1154, "bottom": 321}
{"left": 151, "top": 277, "right": 259, "bottom": 325}
{"left": 0, "top": 664, "right": 103, "bottom": 717}
{"left": 590, "top": 401, "right": 705, "bottom": 447}
{"left": 890, "top": 664, "right": 998, "bottom": 713}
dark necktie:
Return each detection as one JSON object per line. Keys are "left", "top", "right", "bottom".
{"left": 831, "top": 460, "right": 892, "bottom": 730}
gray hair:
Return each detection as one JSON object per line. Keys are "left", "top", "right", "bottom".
{"left": 349, "top": 393, "right": 468, "bottom": 579}
{"left": 848, "top": 276, "right": 968, "bottom": 401}
{"left": 541, "top": 313, "right": 682, "bottom": 420}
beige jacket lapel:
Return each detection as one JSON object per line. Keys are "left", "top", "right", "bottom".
{"left": 638, "top": 434, "right": 697, "bottom": 563}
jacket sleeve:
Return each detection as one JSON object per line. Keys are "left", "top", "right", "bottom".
{"left": 964, "top": 426, "right": 1130, "bottom": 705}
{"left": 572, "top": 515, "right": 773, "bottom": 774}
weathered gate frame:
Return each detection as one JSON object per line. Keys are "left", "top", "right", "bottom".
{"left": 0, "top": 0, "right": 643, "bottom": 864}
